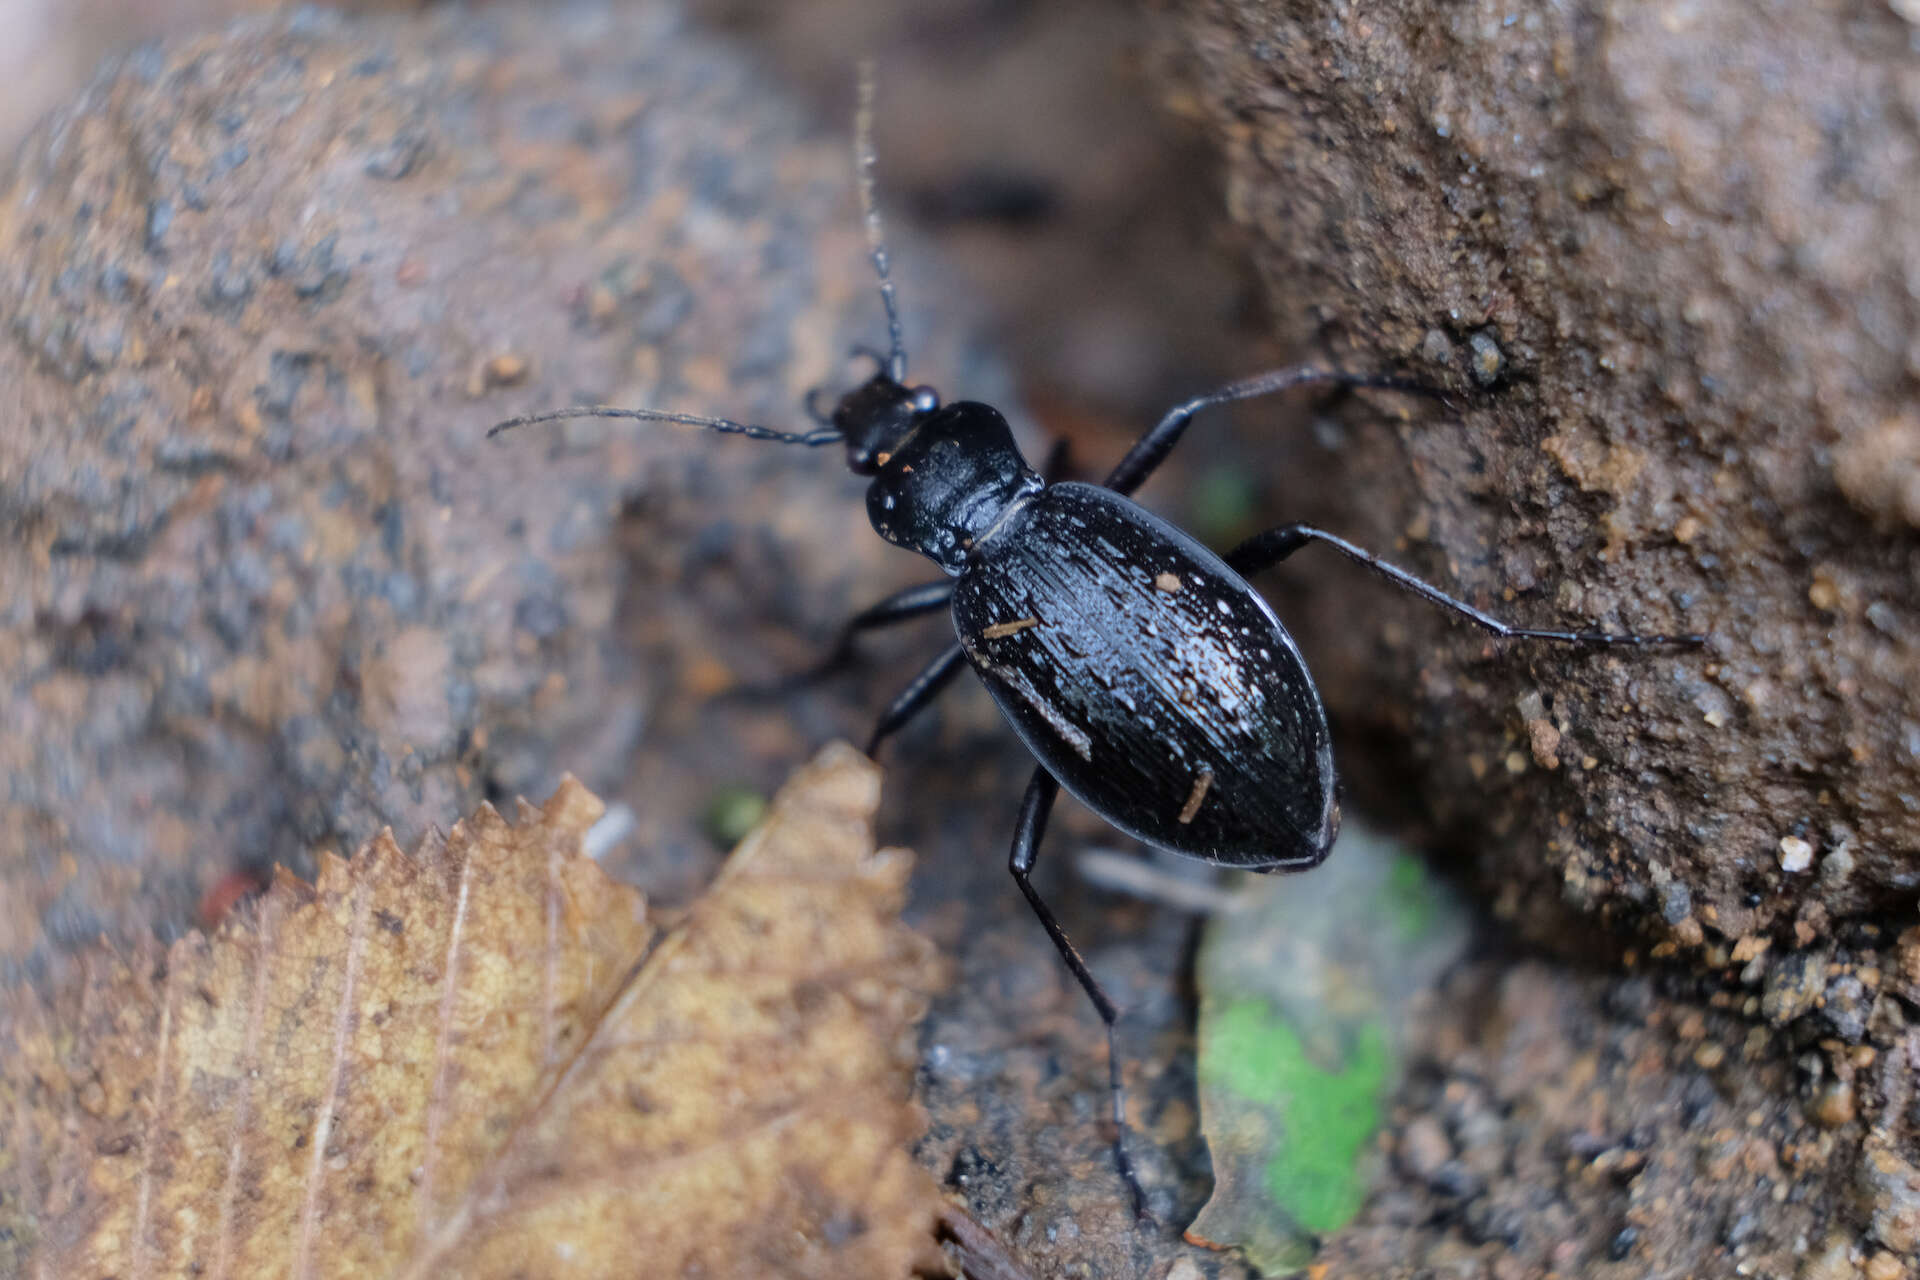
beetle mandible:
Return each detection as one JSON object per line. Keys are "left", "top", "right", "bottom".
{"left": 491, "top": 68, "right": 1704, "bottom": 1219}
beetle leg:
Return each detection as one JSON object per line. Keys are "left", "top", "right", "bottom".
{"left": 841, "top": 579, "right": 954, "bottom": 631}
{"left": 810, "top": 580, "right": 956, "bottom": 685}
{"left": 1226, "top": 523, "right": 1706, "bottom": 647}
{"left": 814, "top": 580, "right": 955, "bottom": 677}
{"left": 1104, "top": 367, "right": 1440, "bottom": 497}
{"left": 723, "top": 580, "right": 956, "bottom": 702}
{"left": 1007, "top": 766, "right": 1152, "bottom": 1221}
{"left": 865, "top": 642, "right": 968, "bottom": 757}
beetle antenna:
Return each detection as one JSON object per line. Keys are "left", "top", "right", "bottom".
{"left": 488, "top": 405, "right": 842, "bottom": 446}
{"left": 856, "top": 61, "right": 909, "bottom": 384}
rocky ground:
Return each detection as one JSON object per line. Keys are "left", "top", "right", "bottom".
{"left": 1, "top": 2, "right": 1914, "bottom": 1276}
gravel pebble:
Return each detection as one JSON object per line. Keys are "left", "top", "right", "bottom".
{"left": 1399, "top": 1116, "right": 1453, "bottom": 1180}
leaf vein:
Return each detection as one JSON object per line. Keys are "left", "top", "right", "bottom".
{"left": 292, "top": 880, "right": 370, "bottom": 1280}
{"left": 130, "top": 953, "right": 180, "bottom": 1280}
{"left": 213, "top": 894, "right": 278, "bottom": 1280}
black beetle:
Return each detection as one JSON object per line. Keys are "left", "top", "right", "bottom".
{"left": 492, "top": 70, "right": 1703, "bottom": 1219}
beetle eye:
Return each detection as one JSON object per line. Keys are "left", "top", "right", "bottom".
{"left": 910, "top": 386, "right": 939, "bottom": 413}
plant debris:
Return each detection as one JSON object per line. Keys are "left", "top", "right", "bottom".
{"left": 1, "top": 744, "right": 948, "bottom": 1279}
{"left": 1186, "top": 824, "right": 1471, "bottom": 1273}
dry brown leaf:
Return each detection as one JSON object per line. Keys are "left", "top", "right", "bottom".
{"left": 1, "top": 743, "right": 948, "bottom": 1279}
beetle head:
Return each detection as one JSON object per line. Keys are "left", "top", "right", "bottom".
{"left": 835, "top": 373, "right": 940, "bottom": 474}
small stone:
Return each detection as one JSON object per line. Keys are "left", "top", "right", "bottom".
{"left": 1822, "top": 974, "right": 1871, "bottom": 1042}
{"left": 1871, "top": 992, "right": 1908, "bottom": 1042}
{"left": 1810, "top": 1080, "right": 1856, "bottom": 1129}
{"left": 1418, "top": 1236, "right": 1479, "bottom": 1271}
{"left": 1527, "top": 717, "right": 1562, "bottom": 769}
{"left": 1779, "top": 835, "right": 1815, "bottom": 872}
{"left": 482, "top": 352, "right": 529, "bottom": 388}
{"left": 1660, "top": 879, "right": 1693, "bottom": 925}
{"left": 584, "top": 281, "right": 620, "bottom": 323}
{"left": 1897, "top": 927, "right": 1920, "bottom": 987}
{"left": 1763, "top": 951, "right": 1830, "bottom": 1025}
{"left": 1604, "top": 976, "right": 1655, "bottom": 1020}
{"left": 1430, "top": 1159, "right": 1484, "bottom": 1200}
{"left": 1862, "top": 1142, "right": 1920, "bottom": 1253}
{"left": 1821, "top": 840, "right": 1858, "bottom": 886}
{"left": 1399, "top": 1115, "right": 1452, "bottom": 1180}
{"left": 1800, "top": 1234, "right": 1861, "bottom": 1280}
{"left": 1468, "top": 329, "right": 1505, "bottom": 386}
{"left": 1866, "top": 1252, "right": 1905, "bottom": 1280}
{"left": 146, "top": 198, "right": 174, "bottom": 252}
{"left": 1694, "top": 1042, "right": 1727, "bottom": 1069}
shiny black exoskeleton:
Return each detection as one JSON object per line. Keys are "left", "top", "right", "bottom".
{"left": 491, "top": 71, "right": 1704, "bottom": 1221}
{"left": 851, "top": 387, "right": 1341, "bottom": 868}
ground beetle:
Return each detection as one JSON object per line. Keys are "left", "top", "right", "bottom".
{"left": 492, "top": 70, "right": 1704, "bottom": 1219}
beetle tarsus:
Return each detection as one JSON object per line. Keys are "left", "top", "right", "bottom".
{"left": 1226, "top": 522, "right": 1704, "bottom": 648}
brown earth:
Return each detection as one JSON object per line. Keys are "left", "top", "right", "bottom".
{"left": 1160, "top": 0, "right": 1920, "bottom": 947}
